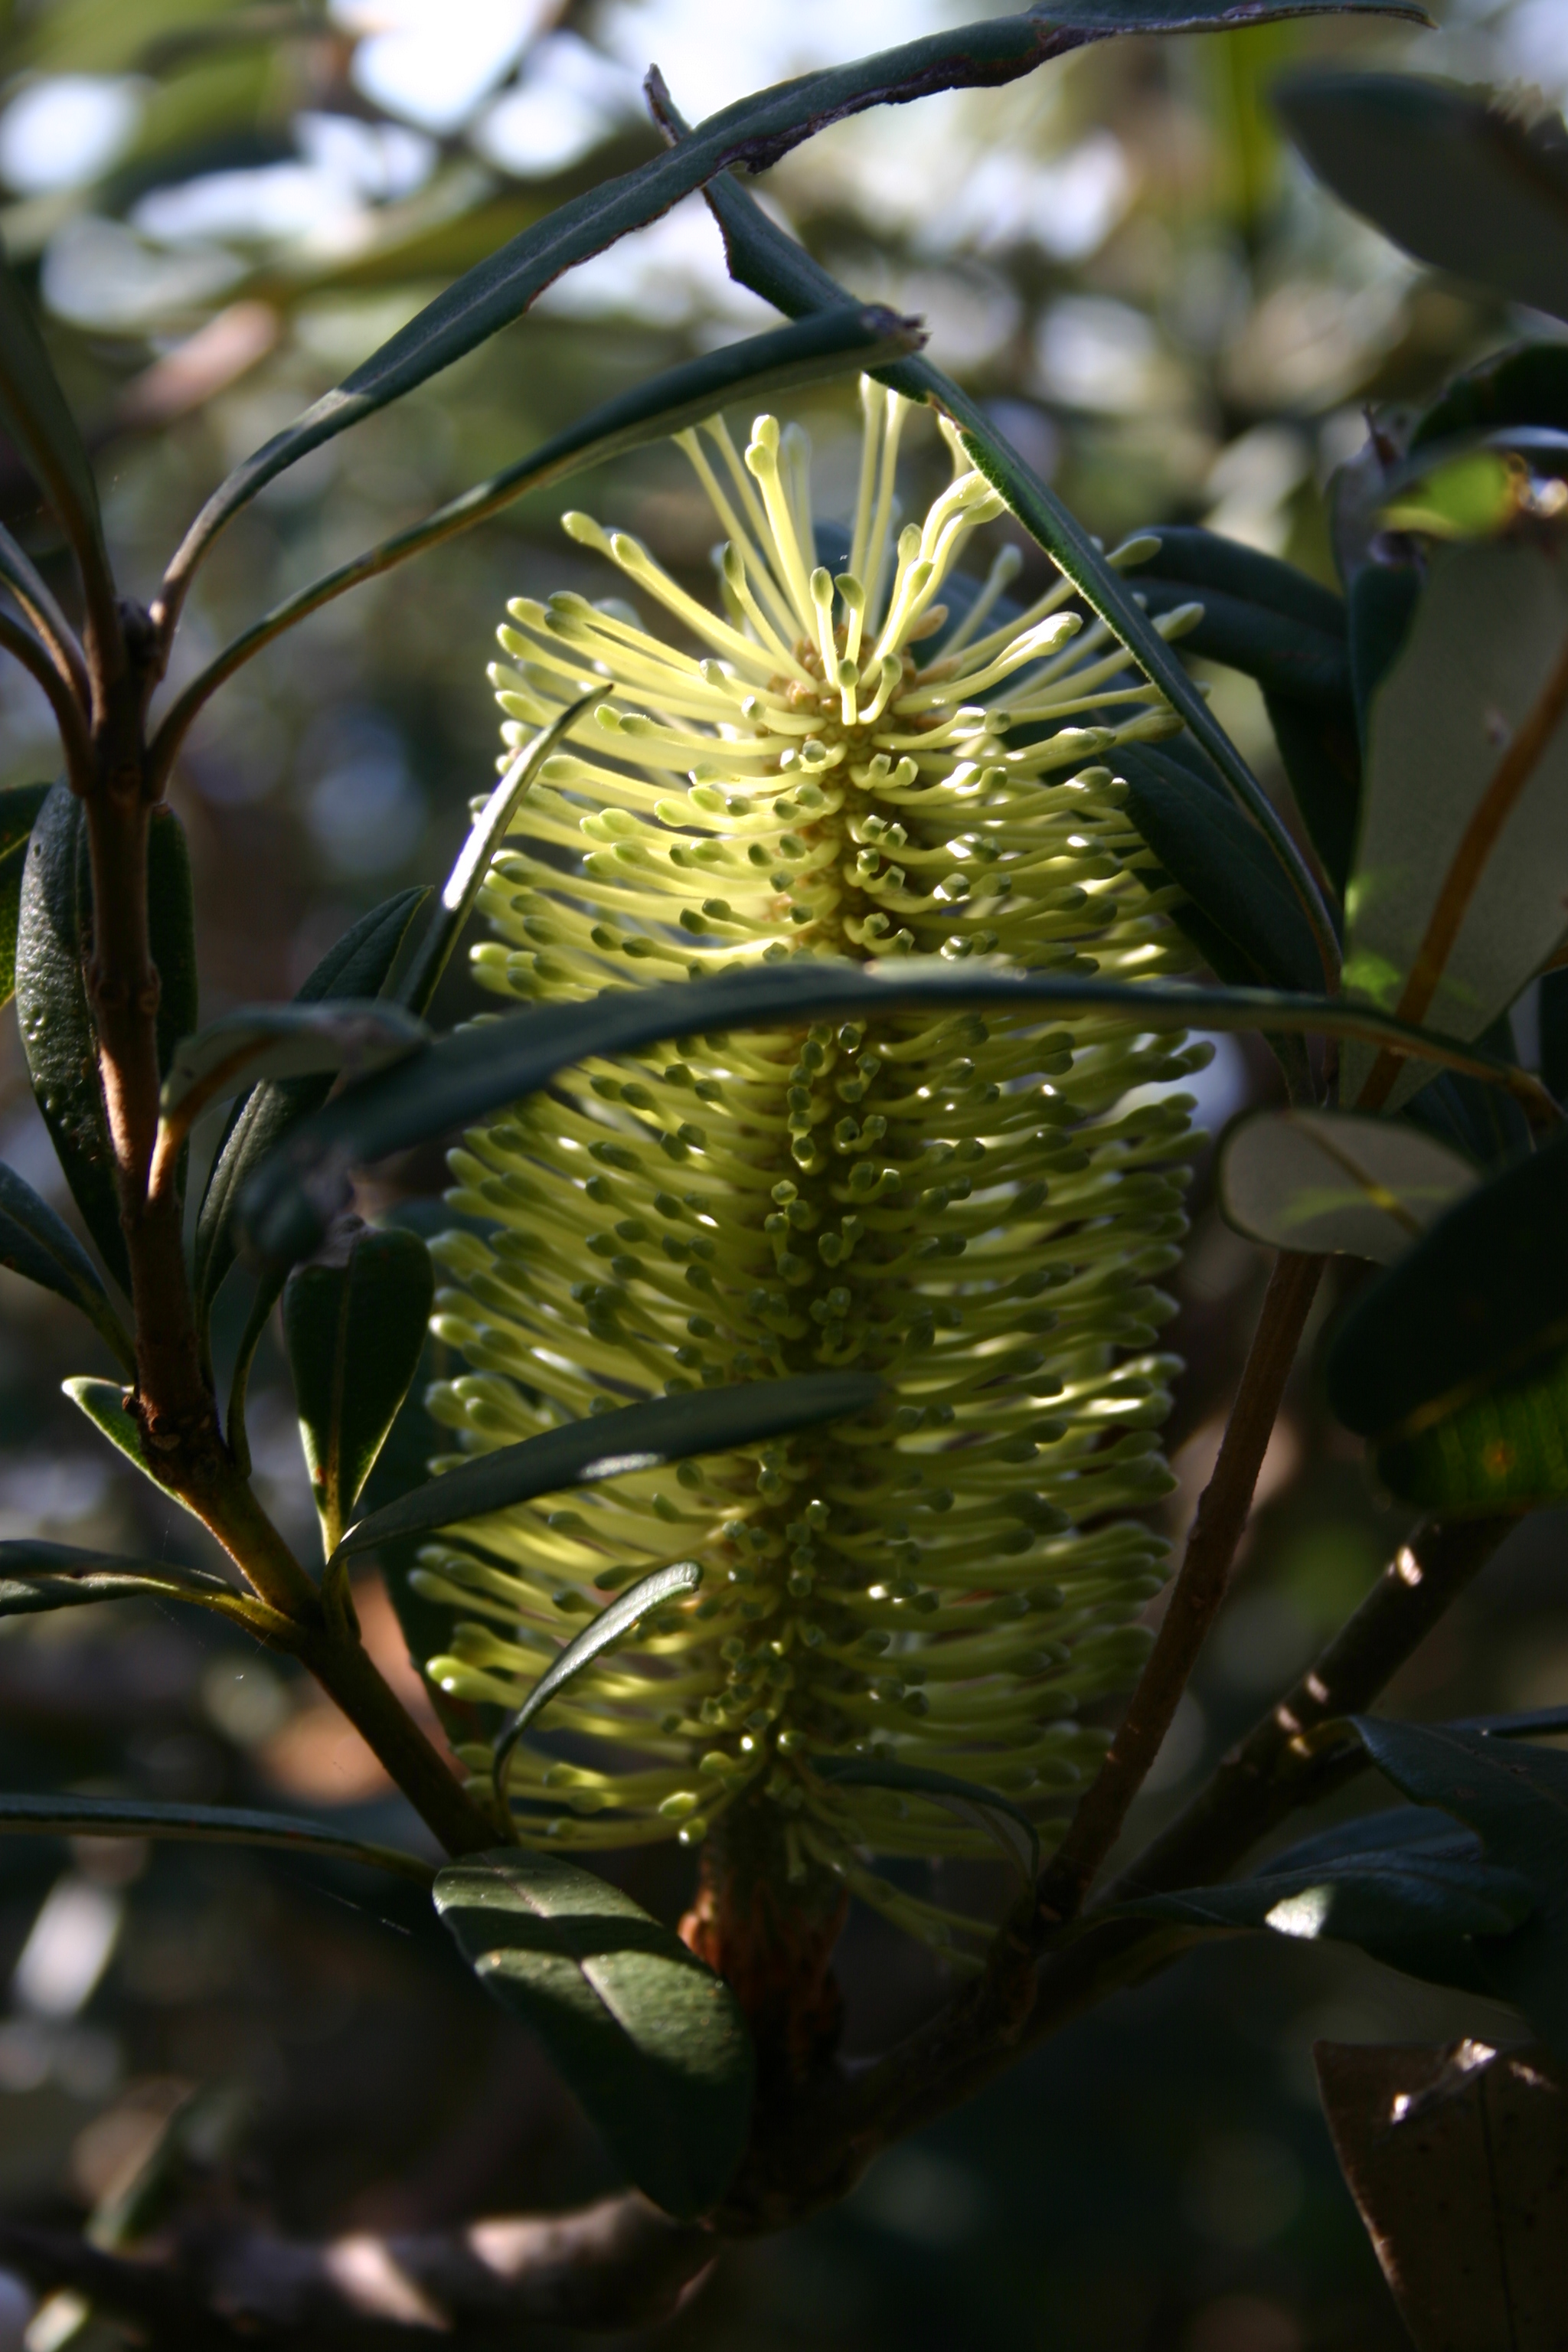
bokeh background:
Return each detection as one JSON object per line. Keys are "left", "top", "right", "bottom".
{"left": 0, "top": 2, "right": 1559, "bottom": 2345}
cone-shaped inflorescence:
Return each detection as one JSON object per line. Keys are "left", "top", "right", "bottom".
{"left": 419, "top": 382, "right": 1209, "bottom": 1958}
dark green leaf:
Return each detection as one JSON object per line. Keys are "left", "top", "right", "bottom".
{"left": 0, "top": 781, "right": 48, "bottom": 1008}
{"left": 161, "top": 3, "right": 1425, "bottom": 590}
{"left": 0, "top": 1790, "right": 433, "bottom": 1883}
{"left": 395, "top": 695, "right": 593, "bottom": 1017}
{"left": 16, "top": 783, "right": 126, "bottom": 1290}
{"left": 1352, "top": 1717, "right": 1568, "bottom": 2053}
{"left": 1413, "top": 341, "right": 1568, "bottom": 453}
{"left": 153, "top": 312, "right": 926, "bottom": 761}
{"left": 0, "top": 1159, "right": 133, "bottom": 1371}
{"left": 63, "top": 1374, "right": 157, "bottom": 1481}
{"left": 1129, "top": 528, "right": 1350, "bottom": 704}
{"left": 238, "top": 961, "right": 1527, "bottom": 1270}
{"left": 495, "top": 1560, "right": 703, "bottom": 1785}
{"left": 1116, "top": 740, "right": 1325, "bottom": 994}
{"left": 194, "top": 887, "right": 430, "bottom": 1329}
{"left": 1325, "top": 1121, "right": 1568, "bottom": 1440}
{"left": 1219, "top": 1106, "right": 1475, "bottom": 1262}
{"left": 0, "top": 1538, "right": 237, "bottom": 1619}
{"left": 283, "top": 1220, "right": 435, "bottom": 1553}
{"left": 1117, "top": 1847, "right": 1531, "bottom": 1948}
{"left": 811, "top": 1756, "right": 1040, "bottom": 1880}
{"left": 1262, "top": 691, "right": 1361, "bottom": 899}
{"left": 163, "top": 1000, "right": 425, "bottom": 1125}
{"left": 1372, "top": 1344, "right": 1568, "bottom": 1512}
{"left": 339, "top": 1371, "right": 880, "bottom": 1559}
{"left": 0, "top": 241, "right": 106, "bottom": 568}
{"left": 435, "top": 1847, "right": 753, "bottom": 2217}
{"left": 674, "top": 113, "right": 1341, "bottom": 985}
{"left": 1277, "top": 73, "right": 1568, "bottom": 323}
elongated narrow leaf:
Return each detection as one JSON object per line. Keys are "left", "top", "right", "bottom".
{"left": 283, "top": 1221, "right": 434, "bottom": 1554}
{"left": 395, "top": 697, "right": 593, "bottom": 1016}
{"left": 1317, "top": 2038, "right": 1568, "bottom": 2352}
{"left": 162, "top": 1000, "right": 425, "bottom": 1127}
{"left": 194, "top": 887, "right": 430, "bottom": 1328}
{"left": 495, "top": 1560, "right": 703, "bottom": 1785}
{"left": 1116, "top": 741, "right": 1324, "bottom": 994}
{"left": 812, "top": 1756, "right": 1040, "bottom": 1881}
{"left": 0, "top": 1160, "right": 132, "bottom": 1370}
{"left": 1326, "top": 1121, "right": 1568, "bottom": 1440}
{"left": 1413, "top": 341, "right": 1568, "bottom": 456}
{"left": 1128, "top": 527, "right": 1351, "bottom": 703}
{"left": 64, "top": 1376, "right": 166, "bottom": 1493}
{"left": 0, "top": 242, "right": 106, "bottom": 567}
{"left": 1117, "top": 1850, "right": 1531, "bottom": 1950}
{"left": 0, "top": 780, "right": 47, "bottom": 1008}
{"left": 436, "top": 1847, "right": 753, "bottom": 2217}
{"left": 1220, "top": 1108, "right": 1475, "bottom": 1262}
{"left": 673, "top": 111, "right": 1342, "bottom": 984}
{"left": 1278, "top": 72, "right": 1568, "bottom": 324}
{"left": 153, "top": 315, "right": 923, "bottom": 762}
{"left": 339, "top": 1371, "right": 880, "bottom": 1558}
{"left": 160, "top": 2, "right": 1423, "bottom": 596}
{"left": 0, "top": 1791, "right": 432, "bottom": 1883}
{"left": 0, "top": 1538, "right": 237, "bottom": 1618}
{"left": 238, "top": 960, "right": 1534, "bottom": 1269}
{"left": 1339, "top": 534, "right": 1568, "bottom": 1112}
{"left": 1353, "top": 1717, "right": 1568, "bottom": 2054}
{"left": 1373, "top": 1347, "right": 1568, "bottom": 1513}
{"left": 16, "top": 783, "right": 126, "bottom": 1289}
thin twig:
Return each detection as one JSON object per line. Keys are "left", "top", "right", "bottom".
{"left": 1106, "top": 1510, "right": 1515, "bottom": 1903}
{"left": 0, "top": 610, "right": 90, "bottom": 788}
{"left": 1357, "top": 616, "right": 1568, "bottom": 1110}
{"left": 1034, "top": 1249, "right": 1325, "bottom": 1923}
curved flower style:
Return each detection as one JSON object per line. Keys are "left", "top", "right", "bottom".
{"left": 419, "top": 381, "right": 1210, "bottom": 1958}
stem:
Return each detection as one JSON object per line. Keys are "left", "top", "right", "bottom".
{"left": 1034, "top": 1249, "right": 1325, "bottom": 1923}
{"left": 1357, "top": 616, "right": 1568, "bottom": 1112}
{"left": 1107, "top": 1511, "right": 1514, "bottom": 1903}
{"left": 736, "top": 1512, "right": 1508, "bottom": 2221}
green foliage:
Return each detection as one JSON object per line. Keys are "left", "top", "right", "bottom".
{"left": 0, "top": 1790, "right": 433, "bottom": 1883}
{"left": 283, "top": 1221, "right": 435, "bottom": 1555}
{"left": 1352, "top": 1720, "right": 1568, "bottom": 2054}
{"left": 0, "top": 1158, "right": 134, "bottom": 1370}
{"left": 1278, "top": 72, "right": 1568, "bottom": 323}
{"left": 435, "top": 1847, "right": 753, "bottom": 2218}
{"left": 17, "top": 786, "right": 129, "bottom": 1290}
{"left": 494, "top": 1558, "right": 704, "bottom": 1784}
{"left": 194, "top": 887, "right": 430, "bottom": 1332}
{"left": 1117, "top": 1810, "right": 1533, "bottom": 1971}
{"left": 1326, "top": 1125, "right": 1568, "bottom": 1462}
{"left": 0, "top": 782, "right": 50, "bottom": 1006}
{"left": 340, "top": 1370, "right": 881, "bottom": 1558}
{"left": 1115, "top": 740, "right": 1324, "bottom": 993}
{"left": 1219, "top": 1108, "right": 1474, "bottom": 1261}
{"left": 0, "top": 1538, "right": 234, "bottom": 1615}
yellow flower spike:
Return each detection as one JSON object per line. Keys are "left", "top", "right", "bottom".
{"left": 426, "top": 377, "right": 1209, "bottom": 1952}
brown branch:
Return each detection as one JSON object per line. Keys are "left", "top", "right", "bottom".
{"left": 1357, "top": 616, "right": 1568, "bottom": 1111}
{"left": 0, "top": 2197, "right": 711, "bottom": 2347}
{"left": 1034, "top": 1249, "right": 1325, "bottom": 1923}
{"left": 1106, "top": 1510, "right": 1515, "bottom": 1903}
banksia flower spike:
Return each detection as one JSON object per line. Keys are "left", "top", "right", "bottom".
{"left": 420, "top": 381, "right": 1210, "bottom": 1962}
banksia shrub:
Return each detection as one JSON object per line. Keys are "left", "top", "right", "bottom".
{"left": 417, "top": 381, "right": 1210, "bottom": 1958}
